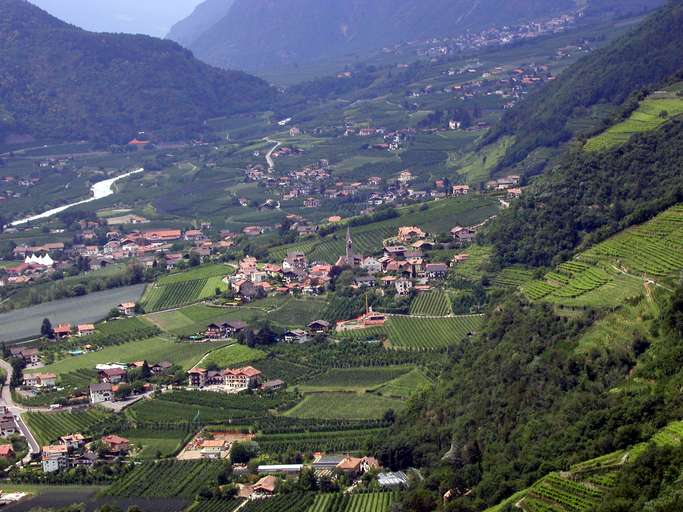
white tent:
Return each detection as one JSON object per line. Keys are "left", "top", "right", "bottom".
{"left": 24, "top": 254, "right": 54, "bottom": 267}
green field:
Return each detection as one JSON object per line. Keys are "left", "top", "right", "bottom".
{"left": 585, "top": 87, "right": 683, "bottom": 151}
{"left": 104, "top": 459, "right": 227, "bottom": 498}
{"left": 522, "top": 205, "right": 683, "bottom": 307}
{"left": 255, "top": 428, "right": 386, "bottom": 456}
{"left": 298, "top": 366, "right": 411, "bottom": 393}
{"left": 24, "top": 408, "right": 113, "bottom": 446}
{"left": 283, "top": 392, "right": 405, "bottom": 420}
{"left": 28, "top": 337, "right": 229, "bottom": 377}
{"left": 141, "top": 264, "right": 231, "bottom": 312}
{"left": 373, "top": 368, "right": 432, "bottom": 399}
{"left": 385, "top": 315, "right": 483, "bottom": 350}
{"left": 118, "top": 429, "right": 188, "bottom": 459}
{"left": 309, "top": 492, "right": 398, "bottom": 512}
{"left": 448, "top": 136, "right": 513, "bottom": 184}
{"left": 409, "top": 290, "right": 452, "bottom": 317}
{"left": 199, "top": 343, "right": 267, "bottom": 368}
{"left": 241, "top": 492, "right": 314, "bottom": 512}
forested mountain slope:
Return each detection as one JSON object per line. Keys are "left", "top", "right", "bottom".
{"left": 485, "top": 0, "right": 683, "bottom": 173}
{"left": 165, "top": 0, "right": 235, "bottom": 48}
{"left": 174, "top": 0, "right": 576, "bottom": 72}
{"left": 0, "top": 0, "right": 274, "bottom": 143}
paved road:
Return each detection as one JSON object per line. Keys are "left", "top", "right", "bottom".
{"left": 0, "top": 359, "right": 40, "bottom": 461}
{"left": 264, "top": 138, "right": 281, "bottom": 171}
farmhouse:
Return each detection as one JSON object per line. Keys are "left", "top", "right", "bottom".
{"left": 53, "top": 324, "right": 72, "bottom": 339}
{"left": 102, "top": 435, "right": 129, "bottom": 454}
{"left": 117, "top": 302, "right": 136, "bottom": 316}
{"left": 0, "top": 445, "right": 14, "bottom": 459}
{"left": 0, "top": 408, "right": 17, "bottom": 436}
{"left": 205, "top": 320, "right": 247, "bottom": 339}
{"left": 10, "top": 347, "right": 40, "bottom": 365}
{"left": 261, "top": 379, "right": 286, "bottom": 393}
{"left": 23, "top": 373, "right": 57, "bottom": 389}
{"left": 450, "top": 226, "right": 476, "bottom": 243}
{"left": 77, "top": 324, "right": 96, "bottom": 337}
{"left": 398, "top": 226, "right": 426, "bottom": 242}
{"left": 89, "top": 383, "right": 113, "bottom": 404}
{"left": 99, "top": 367, "right": 126, "bottom": 384}
{"left": 452, "top": 184, "right": 470, "bottom": 196}
{"left": 307, "top": 320, "right": 331, "bottom": 334}
{"left": 283, "top": 329, "right": 311, "bottom": 343}
{"left": 425, "top": 263, "right": 449, "bottom": 279}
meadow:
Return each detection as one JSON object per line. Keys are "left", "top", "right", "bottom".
{"left": 199, "top": 343, "right": 267, "bottom": 368}
{"left": 118, "top": 429, "right": 188, "bottom": 460}
{"left": 283, "top": 392, "right": 405, "bottom": 420}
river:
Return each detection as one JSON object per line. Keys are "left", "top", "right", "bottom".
{"left": 9, "top": 167, "right": 144, "bottom": 227}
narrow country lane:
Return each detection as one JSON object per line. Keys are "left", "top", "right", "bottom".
{"left": 0, "top": 359, "right": 41, "bottom": 459}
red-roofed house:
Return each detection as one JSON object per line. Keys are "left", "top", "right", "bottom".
{"left": 53, "top": 324, "right": 72, "bottom": 339}
{"left": 0, "top": 444, "right": 14, "bottom": 458}
{"left": 102, "top": 435, "right": 129, "bottom": 454}
{"left": 223, "top": 366, "right": 263, "bottom": 390}
{"left": 77, "top": 324, "right": 96, "bottom": 337}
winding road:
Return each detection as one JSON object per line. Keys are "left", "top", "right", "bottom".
{"left": 0, "top": 359, "right": 40, "bottom": 461}
{"left": 264, "top": 138, "right": 281, "bottom": 171}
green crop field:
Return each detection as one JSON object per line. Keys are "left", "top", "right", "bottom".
{"left": 200, "top": 343, "right": 267, "bottom": 368}
{"left": 24, "top": 408, "right": 113, "bottom": 446}
{"left": 309, "top": 492, "right": 398, "bottom": 512}
{"left": 585, "top": 88, "right": 683, "bottom": 152}
{"left": 385, "top": 315, "right": 483, "bottom": 350}
{"left": 241, "top": 492, "right": 314, "bottom": 512}
{"left": 491, "top": 267, "right": 535, "bottom": 288}
{"left": 255, "top": 428, "right": 386, "bottom": 456}
{"left": 522, "top": 205, "right": 683, "bottom": 307}
{"left": 118, "top": 429, "right": 188, "bottom": 459}
{"left": 283, "top": 392, "right": 405, "bottom": 420}
{"left": 448, "top": 136, "right": 513, "bottom": 184}
{"left": 298, "top": 366, "right": 410, "bottom": 393}
{"left": 266, "top": 298, "right": 327, "bottom": 327}
{"left": 409, "top": 290, "right": 452, "bottom": 317}
{"left": 141, "top": 264, "right": 231, "bottom": 312}
{"left": 188, "top": 499, "right": 242, "bottom": 512}
{"left": 104, "top": 459, "right": 227, "bottom": 498}
{"left": 373, "top": 368, "right": 433, "bottom": 399}
{"left": 30, "top": 337, "right": 229, "bottom": 376}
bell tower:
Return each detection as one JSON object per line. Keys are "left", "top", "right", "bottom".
{"left": 346, "top": 226, "right": 354, "bottom": 266}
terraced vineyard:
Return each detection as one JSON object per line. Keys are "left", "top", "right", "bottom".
{"left": 409, "top": 290, "right": 452, "bottom": 317}
{"left": 141, "top": 265, "right": 230, "bottom": 312}
{"left": 385, "top": 315, "right": 482, "bottom": 350}
{"left": 104, "top": 459, "right": 227, "bottom": 497}
{"left": 522, "top": 205, "right": 683, "bottom": 306}
{"left": 491, "top": 267, "right": 535, "bottom": 288}
{"left": 24, "top": 408, "right": 113, "bottom": 446}
{"left": 309, "top": 492, "right": 398, "bottom": 512}
{"left": 585, "top": 87, "right": 683, "bottom": 152}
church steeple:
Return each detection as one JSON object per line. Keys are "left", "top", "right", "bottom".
{"left": 346, "top": 226, "right": 354, "bottom": 266}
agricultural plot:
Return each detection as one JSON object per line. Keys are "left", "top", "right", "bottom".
{"left": 104, "top": 460, "right": 227, "bottom": 498}
{"left": 491, "top": 267, "right": 535, "bottom": 288}
{"left": 241, "top": 492, "right": 314, "bottom": 512}
{"left": 199, "top": 343, "right": 267, "bottom": 368}
{"left": 188, "top": 499, "right": 242, "bottom": 512}
{"left": 448, "top": 245, "right": 493, "bottom": 283}
{"left": 118, "top": 429, "right": 188, "bottom": 459}
{"left": 24, "top": 408, "right": 113, "bottom": 446}
{"left": 523, "top": 205, "right": 683, "bottom": 307}
{"left": 525, "top": 472, "right": 605, "bottom": 512}
{"left": 409, "top": 290, "right": 452, "bottom": 317}
{"left": 267, "top": 298, "right": 327, "bottom": 327}
{"left": 585, "top": 89, "right": 683, "bottom": 152}
{"left": 141, "top": 265, "right": 230, "bottom": 312}
{"left": 283, "top": 392, "right": 405, "bottom": 420}
{"left": 385, "top": 315, "right": 482, "bottom": 350}
{"left": 33, "top": 337, "right": 228, "bottom": 376}
{"left": 448, "top": 136, "right": 513, "bottom": 184}
{"left": 373, "top": 368, "right": 432, "bottom": 399}
{"left": 254, "top": 428, "right": 386, "bottom": 456}
{"left": 298, "top": 366, "right": 410, "bottom": 393}
{"left": 309, "top": 492, "right": 398, "bottom": 512}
